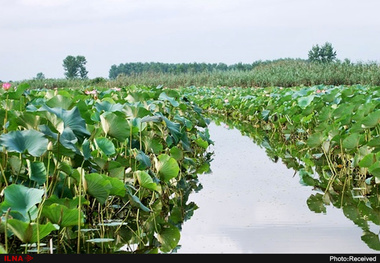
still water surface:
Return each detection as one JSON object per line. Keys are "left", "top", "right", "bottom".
{"left": 178, "top": 122, "right": 376, "bottom": 253}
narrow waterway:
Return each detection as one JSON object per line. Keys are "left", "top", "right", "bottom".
{"left": 178, "top": 122, "right": 376, "bottom": 253}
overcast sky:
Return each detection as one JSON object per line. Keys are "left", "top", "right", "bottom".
{"left": 1, "top": 0, "right": 380, "bottom": 81}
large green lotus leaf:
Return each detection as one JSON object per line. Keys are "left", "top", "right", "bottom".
{"left": 322, "top": 89, "right": 340, "bottom": 103}
{"left": 343, "top": 205, "right": 367, "bottom": 228}
{"left": 100, "top": 112, "right": 130, "bottom": 142}
{"left": 131, "top": 117, "right": 147, "bottom": 132}
{"left": 27, "top": 160, "right": 46, "bottom": 185}
{"left": 0, "top": 184, "right": 44, "bottom": 222}
{"left": 358, "top": 202, "right": 380, "bottom": 225}
{"left": 359, "top": 153, "right": 375, "bottom": 168}
{"left": 102, "top": 174, "right": 126, "bottom": 197}
{"left": 332, "top": 103, "right": 355, "bottom": 120}
{"left": 95, "top": 101, "right": 124, "bottom": 113}
{"left": 158, "top": 92, "right": 179, "bottom": 107}
{"left": 306, "top": 193, "right": 326, "bottom": 214}
{"left": 59, "top": 127, "right": 81, "bottom": 154}
{"left": 342, "top": 133, "right": 360, "bottom": 150}
{"left": 85, "top": 173, "right": 112, "bottom": 204}
{"left": 44, "top": 195, "right": 89, "bottom": 209}
{"left": 76, "top": 100, "right": 96, "bottom": 125}
{"left": 362, "top": 110, "right": 380, "bottom": 129}
{"left": 95, "top": 137, "right": 116, "bottom": 156}
{"left": 195, "top": 137, "right": 209, "bottom": 149}
{"left": 340, "top": 86, "right": 355, "bottom": 98}
{"left": 127, "top": 193, "right": 151, "bottom": 212}
{"left": 38, "top": 124, "right": 58, "bottom": 140}
{"left": 297, "top": 95, "right": 314, "bottom": 109}
{"left": 298, "top": 169, "right": 316, "bottom": 187}
{"left": 368, "top": 136, "right": 380, "bottom": 147}
{"left": 136, "top": 150, "right": 151, "bottom": 169}
{"left": 6, "top": 83, "right": 29, "bottom": 100}
{"left": 6, "top": 219, "right": 58, "bottom": 243}
{"left": 135, "top": 106, "right": 152, "bottom": 118}
{"left": 261, "top": 110, "right": 270, "bottom": 121}
{"left": 157, "top": 225, "right": 180, "bottom": 253}
{"left": 39, "top": 105, "right": 90, "bottom": 141}
{"left": 318, "top": 107, "right": 333, "bottom": 122}
{"left": 156, "top": 154, "right": 179, "bottom": 183}
{"left": 361, "top": 231, "right": 380, "bottom": 251}
{"left": 306, "top": 133, "right": 324, "bottom": 148}
{"left": 169, "top": 205, "right": 183, "bottom": 224}
{"left": 0, "top": 129, "right": 48, "bottom": 157}
{"left": 82, "top": 138, "right": 91, "bottom": 160}
{"left": 158, "top": 114, "right": 182, "bottom": 144}
{"left": 8, "top": 155, "right": 24, "bottom": 176}
{"left": 46, "top": 95, "right": 73, "bottom": 110}
{"left": 16, "top": 112, "right": 41, "bottom": 131}
{"left": 41, "top": 203, "right": 84, "bottom": 227}
{"left": 135, "top": 170, "right": 158, "bottom": 191}
{"left": 145, "top": 138, "right": 164, "bottom": 155}
{"left": 169, "top": 146, "right": 183, "bottom": 161}
{"left": 369, "top": 162, "right": 380, "bottom": 179}
{"left": 141, "top": 115, "right": 162, "bottom": 123}
{"left": 106, "top": 160, "right": 125, "bottom": 179}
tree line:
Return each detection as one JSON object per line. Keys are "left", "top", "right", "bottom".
{"left": 108, "top": 42, "right": 338, "bottom": 79}
{"left": 108, "top": 59, "right": 300, "bottom": 79}
{"left": 17, "top": 42, "right": 337, "bottom": 81}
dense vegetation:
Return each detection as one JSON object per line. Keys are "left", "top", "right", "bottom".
{"left": 10, "top": 59, "right": 380, "bottom": 90}
{"left": 183, "top": 84, "right": 380, "bottom": 250}
{"left": 183, "top": 84, "right": 380, "bottom": 183}
{"left": 0, "top": 83, "right": 212, "bottom": 253}
{"left": 108, "top": 41, "right": 338, "bottom": 78}
{"left": 2, "top": 80, "right": 380, "bottom": 252}
{"left": 110, "top": 60, "right": 380, "bottom": 88}
{"left": 108, "top": 60, "right": 286, "bottom": 78}
{"left": 2, "top": 50, "right": 380, "bottom": 252}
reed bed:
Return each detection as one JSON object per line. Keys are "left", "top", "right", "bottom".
{"left": 11, "top": 60, "right": 380, "bottom": 89}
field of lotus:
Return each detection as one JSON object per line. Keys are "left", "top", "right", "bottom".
{"left": 1, "top": 82, "right": 380, "bottom": 253}
{"left": 183, "top": 84, "right": 380, "bottom": 250}
{"left": 0, "top": 83, "right": 212, "bottom": 253}
{"left": 183, "top": 84, "right": 380, "bottom": 183}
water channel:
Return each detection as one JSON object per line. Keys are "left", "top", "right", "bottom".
{"left": 178, "top": 122, "right": 377, "bottom": 253}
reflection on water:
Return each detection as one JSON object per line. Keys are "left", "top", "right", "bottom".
{"left": 178, "top": 122, "right": 377, "bottom": 253}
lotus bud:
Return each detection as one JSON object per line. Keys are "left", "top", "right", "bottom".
{"left": 125, "top": 167, "right": 132, "bottom": 174}
{"left": 47, "top": 141, "right": 54, "bottom": 151}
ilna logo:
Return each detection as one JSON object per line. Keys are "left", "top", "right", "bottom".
{"left": 3, "top": 255, "right": 33, "bottom": 262}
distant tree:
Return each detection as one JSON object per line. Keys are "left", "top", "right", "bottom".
{"left": 35, "top": 72, "right": 45, "bottom": 80}
{"left": 63, "top": 55, "right": 88, "bottom": 79}
{"left": 308, "top": 42, "right": 337, "bottom": 63}
{"left": 77, "top": 56, "right": 88, "bottom": 79}
{"left": 63, "top": 55, "right": 79, "bottom": 79}
{"left": 216, "top": 63, "right": 228, "bottom": 71}
{"left": 109, "top": 65, "right": 119, "bottom": 79}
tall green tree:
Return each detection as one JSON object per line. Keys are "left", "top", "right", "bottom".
{"left": 63, "top": 55, "right": 88, "bottom": 79}
{"left": 76, "top": 56, "right": 88, "bottom": 79}
{"left": 308, "top": 42, "right": 337, "bottom": 63}
{"left": 63, "top": 56, "right": 78, "bottom": 79}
